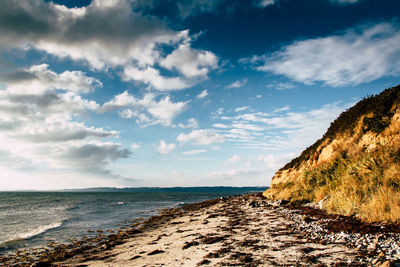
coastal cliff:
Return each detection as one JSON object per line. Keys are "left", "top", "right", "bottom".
{"left": 264, "top": 85, "right": 400, "bottom": 223}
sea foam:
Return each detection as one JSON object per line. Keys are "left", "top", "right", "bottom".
{"left": 2, "top": 222, "right": 62, "bottom": 244}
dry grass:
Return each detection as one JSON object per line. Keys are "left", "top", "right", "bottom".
{"left": 266, "top": 108, "right": 400, "bottom": 223}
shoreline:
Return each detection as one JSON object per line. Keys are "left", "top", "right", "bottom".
{"left": 1, "top": 193, "right": 400, "bottom": 266}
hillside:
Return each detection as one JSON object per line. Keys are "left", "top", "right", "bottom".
{"left": 263, "top": 85, "right": 400, "bottom": 223}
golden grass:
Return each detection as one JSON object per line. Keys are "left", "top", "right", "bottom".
{"left": 265, "top": 107, "right": 400, "bottom": 223}
{"left": 360, "top": 188, "right": 400, "bottom": 223}
{"left": 266, "top": 143, "right": 400, "bottom": 223}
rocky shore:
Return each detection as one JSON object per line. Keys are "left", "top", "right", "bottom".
{"left": 1, "top": 193, "right": 400, "bottom": 266}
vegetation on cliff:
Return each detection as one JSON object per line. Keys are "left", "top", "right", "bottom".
{"left": 265, "top": 85, "right": 400, "bottom": 223}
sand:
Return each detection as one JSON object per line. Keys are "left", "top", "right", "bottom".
{"left": 54, "top": 193, "right": 365, "bottom": 266}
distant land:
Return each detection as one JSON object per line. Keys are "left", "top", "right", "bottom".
{"left": 61, "top": 186, "right": 268, "bottom": 193}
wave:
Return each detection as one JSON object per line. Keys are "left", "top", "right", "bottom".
{"left": 175, "top": 201, "right": 185, "bottom": 207}
{"left": 1, "top": 222, "right": 62, "bottom": 245}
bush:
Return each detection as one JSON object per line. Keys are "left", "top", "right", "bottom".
{"left": 363, "top": 115, "right": 391, "bottom": 133}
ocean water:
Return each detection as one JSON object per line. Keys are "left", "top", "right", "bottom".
{"left": 0, "top": 187, "right": 266, "bottom": 254}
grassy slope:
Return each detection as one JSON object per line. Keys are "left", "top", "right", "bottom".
{"left": 265, "top": 85, "right": 400, "bottom": 223}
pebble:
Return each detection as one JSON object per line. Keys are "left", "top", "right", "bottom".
{"left": 262, "top": 199, "right": 400, "bottom": 265}
{"left": 3, "top": 196, "right": 400, "bottom": 266}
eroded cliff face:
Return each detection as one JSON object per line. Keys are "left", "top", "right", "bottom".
{"left": 264, "top": 86, "right": 400, "bottom": 223}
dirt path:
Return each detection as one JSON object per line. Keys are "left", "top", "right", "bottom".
{"left": 57, "top": 194, "right": 364, "bottom": 266}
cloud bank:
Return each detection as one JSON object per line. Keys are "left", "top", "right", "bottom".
{"left": 252, "top": 23, "right": 400, "bottom": 87}
{"left": 0, "top": 0, "right": 218, "bottom": 91}
{"left": 0, "top": 64, "right": 130, "bottom": 180}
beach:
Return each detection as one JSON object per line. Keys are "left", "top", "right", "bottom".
{"left": 0, "top": 188, "right": 264, "bottom": 255}
{"left": 3, "top": 193, "right": 400, "bottom": 266}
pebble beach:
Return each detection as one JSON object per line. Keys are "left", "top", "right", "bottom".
{"left": 2, "top": 193, "right": 400, "bottom": 266}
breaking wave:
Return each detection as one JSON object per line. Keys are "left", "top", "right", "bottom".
{"left": 1, "top": 222, "right": 62, "bottom": 245}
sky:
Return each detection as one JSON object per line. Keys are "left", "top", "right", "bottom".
{"left": 0, "top": 0, "right": 399, "bottom": 190}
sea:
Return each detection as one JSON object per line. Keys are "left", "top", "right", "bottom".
{"left": 0, "top": 187, "right": 266, "bottom": 254}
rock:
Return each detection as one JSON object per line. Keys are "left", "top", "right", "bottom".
{"left": 277, "top": 199, "right": 290, "bottom": 206}
{"left": 249, "top": 200, "right": 259, "bottom": 208}
{"left": 302, "top": 215, "right": 314, "bottom": 223}
{"left": 368, "top": 243, "right": 377, "bottom": 251}
{"left": 317, "top": 195, "right": 330, "bottom": 209}
{"left": 379, "top": 261, "right": 391, "bottom": 267}
{"left": 303, "top": 202, "right": 319, "bottom": 209}
{"left": 372, "top": 258, "right": 381, "bottom": 265}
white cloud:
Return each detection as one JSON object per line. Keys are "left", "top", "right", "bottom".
{"left": 0, "top": 91, "right": 99, "bottom": 118}
{"left": 254, "top": 23, "right": 400, "bottom": 87}
{"left": 257, "top": 0, "right": 275, "bottom": 7}
{"left": 268, "top": 82, "right": 295, "bottom": 91}
{"left": 101, "top": 91, "right": 188, "bottom": 126}
{"left": 158, "top": 140, "right": 176, "bottom": 154}
{"left": 213, "top": 123, "right": 230, "bottom": 129}
{"left": 225, "top": 78, "right": 248, "bottom": 89}
{"left": 273, "top": 105, "right": 290, "bottom": 113}
{"left": 146, "top": 96, "right": 188, "bottom": 126}
{"left": 10, "top": 118, "right": 118, "bottom": 143}
{"left": 161, "top": 43, "right": 218, "bottom": 78}
{"left": 235, "top": 106, "right": 249, "bottom": 112}
{"left": 177, "top": 129, "right": 225, "bottom": 145}
{"left": 225, "top": 154, "right": 241, "bottom": 165}
{"left": 182, "top": 149, "right": 207, "bottom": 155}
{"left": 0, "top": 66, "right": 107, "bottom": 145}
{"left": 257, "top": 0, "right": 360, "bottom": 7}
{"left": 0, "top": 1, "right": 218, "bottom": 91}
{"left": 0, "top": 1, "right": 181, "bottom": 69}
{"left": 206, "top": 168, "right": 263, "bottom": 178}
{"left": 119, "top": 109, "right": 152, "bottom": 124}
{"left": 256, "top": 0, "right": 360, "bottom": 8}
{"left": 231, "top": 123, "right": 264, "bottom": 131}
{"left": 123, "top": 66, "right": 189, "bottom": 91}
{"left": 257, "top": 153, "right": 296, "bottom": 169}
{"left": 99, "top": 91, "right": 137, "bottom": 112}
{"left": 49, "top": 140, "right": 131, "bottom": 170}
{"left": 131, "top": 143, "right": 140, "bottom": 149}
{"left": 178, "top": 118, "right": 199, "bottom": 129}
{"left": 176, "top": 0, "right": 223, "bottom": 19}
{"left": 0, "top": 63, "right": 131, "bottom": 179}
{"left": 197, "top": 89, "right": 208, "bottom": 99}
{"left": 214, "top": 101, "right": 351, "bottom": 151}
{"left": 330, "top": 0, "right": 360, "bottom": 4}
{"left": 0, "top": 136, "right": 130, "bottom": 176}
{"left": 1, "top": 64, "right": 102, "bottom": 95}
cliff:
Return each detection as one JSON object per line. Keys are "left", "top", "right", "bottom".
{"left": 264, "top": 85, "right": 400, "bottom": 223}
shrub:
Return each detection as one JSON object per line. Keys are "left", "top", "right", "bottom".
{"left": 363, "top": 115, "right": 390, "bottom": 133}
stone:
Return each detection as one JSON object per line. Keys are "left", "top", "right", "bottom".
{"left": 368, "top": 243, "right": 377, "bottom": 251}
{"left": 249, "top": 200, "right": 260, "bottom": 208}
{"left": 277, "top": 199, "right": 290, "bottom": 206}
{"left": 372, "top": 258, "right": 381, "bottom": 265}
{"left": 317, "top": 195, "right": 330, "bottom": 209}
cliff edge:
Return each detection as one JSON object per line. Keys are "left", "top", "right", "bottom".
{"left": 264, "top": 85, "right": 400, "bottom": 223}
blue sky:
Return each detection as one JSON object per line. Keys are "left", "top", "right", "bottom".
{"left": 0, "top": 0, "right": 399, "bottom": 189}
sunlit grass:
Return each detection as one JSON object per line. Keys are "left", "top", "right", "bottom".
{"left": 264, "top": 86, "right": 400, "bottom": 223}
